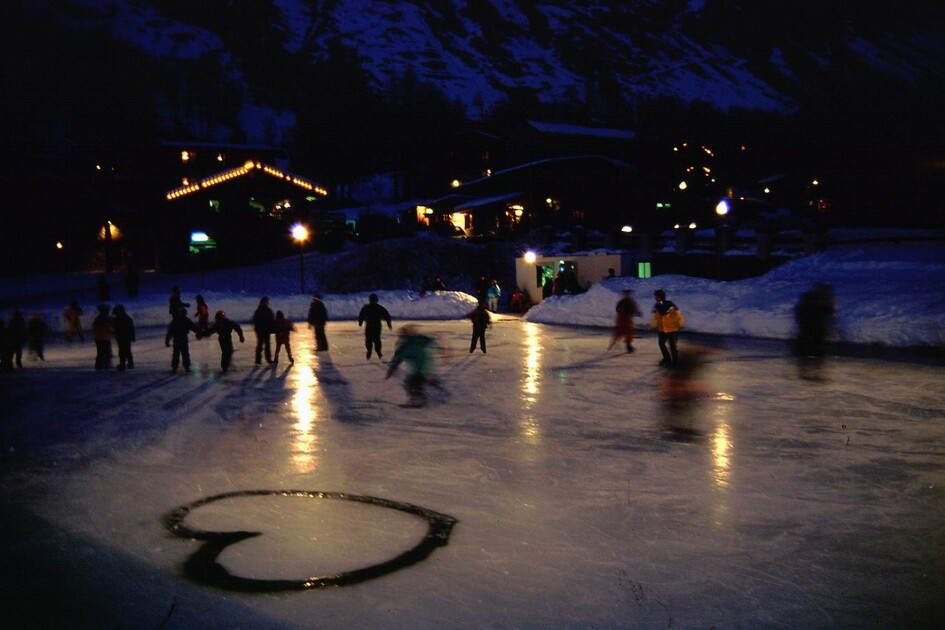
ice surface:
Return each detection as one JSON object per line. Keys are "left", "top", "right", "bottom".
{"left": 2, "top": 317, "right": 944, "bottom": 628}
{"left": 1, "top": 232, "right": 944, "bottom": 626}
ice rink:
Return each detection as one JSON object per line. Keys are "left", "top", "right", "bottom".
{"left": 2, "top": 318, "right": 944, "bottom": 628}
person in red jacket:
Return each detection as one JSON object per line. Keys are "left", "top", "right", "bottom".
{"left": 608, "top": 289, "right": 641, "bottom": 353}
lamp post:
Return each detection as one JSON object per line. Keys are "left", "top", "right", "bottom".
{"left": 291, "top": 223, "right": 309, "bottom": 294}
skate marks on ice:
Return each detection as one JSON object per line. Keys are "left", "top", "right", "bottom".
{"left": 163, "top": 489, "right": 457, "bottom": 592}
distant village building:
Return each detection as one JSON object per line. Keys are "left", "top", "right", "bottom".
{"left": 415, "top": 154, "right": 644, "bottom": 241}
{"left": 160, "top": 142, "right": 332, "bottom": 269}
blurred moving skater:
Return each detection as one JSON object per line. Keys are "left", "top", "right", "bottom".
{"left": 794, "top": 283, "right": 836, "bottom": 380}
{"left": 386, "top": 325, "right": 441, "bottom": 407}
{"left": 608, "top": 289, "right": 641, "bottom": 353}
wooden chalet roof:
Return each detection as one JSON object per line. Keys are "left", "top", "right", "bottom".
{"left": 166, "top": 160, "right": 327, "bottom": 200}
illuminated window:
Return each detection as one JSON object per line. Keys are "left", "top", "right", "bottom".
{"left": 638, "top": 261, "right": 652, "bottom": 279}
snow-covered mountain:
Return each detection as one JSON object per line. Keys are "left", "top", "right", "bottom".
{"left": 15, "top": 0, "right": 945, "bottom": 143}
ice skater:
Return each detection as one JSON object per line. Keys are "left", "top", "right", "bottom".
{"left": 794, "top": 283, "right": 836, "bottom": 380}
{"left": 652, "top": 289, "right": 684, "bottom": 367}
{"left": 194, "top": 295, "right": 210, "bottom": 335}
{"left": 466, "top": 301, "right": 491, "bottom": 353}
{"left": 112, "top": 304, "right": 136, "bottom": 370}
{"left": 27, "top": 312, "right": 48, "bottom": 361}
{"left": 386, "top": 325, "right": 441, "bottom": 407}
{"left": 202, "top": 310, "right": 244, "bottom": 373}
{"left": 91, "top": 304, "right": 114, "bottom": 371}
{"left": 7, "top": 310, "right": 26, "bottom": 368}
{"left": 358, "top": 293, "right": 392, "bottom": 359}
{"left": 307, "top": 293, "right": 329, "bottom": 351}
{"left": 608, "top": 289, "right": 641, "bottom": 353}
{"left": 252, "top": 296, "right": 275, "bottom": 365}
{"left": 63, "top": 301, "right": 84, "bottom": 342}
{"left": 273, "top": 310, "right": 295, "bottom": 364}
{"left": 165, "top": 307, "right": 199, "bottom": 373}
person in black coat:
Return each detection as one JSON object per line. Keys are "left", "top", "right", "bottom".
{"left": 165, "top": 307, "right": 198, "bottom": 373}
{"left": 203, "top": 310, "right": 244, "bottom": 373}
{"left": 168, "top": 286, "right": 189, "bottom": 318}
{"left": 466, "top": 302, "right": 492, "bottom": 354}
{"left": 307, "top": 294, "right": 329, "bottom": 351}
{"left": 7, "top": 310, "right": 26, "bottom": 368}
{"left": 112, "top": 304, "right": 136, "bottom": 370}
{"left": 92, "top": 304, "right": 114, "bottom": 371}
{"left": 26, "top": 312, "right": 48, "bottom": 361}
{"left": 358, "top": 293, "right": 392, "bottom": 359}
{"left": 252, "top": 296, "right": 275, "bottom": 365}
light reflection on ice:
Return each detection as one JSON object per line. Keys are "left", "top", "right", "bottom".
{"left": 290, "top": 363, "right": 321, "bottom": 473}
{"left": 519, "top": 322, "right": 542, "bottom": 442}
{"left": 709, "top": 405, "right": 733, "bottom": 528}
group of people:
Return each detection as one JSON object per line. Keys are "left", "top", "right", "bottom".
{"left": 607, "top": 288, "right": 684, "bottom": 368}
{"left": 0, "top": 310, "right": 48, "bottom": 371}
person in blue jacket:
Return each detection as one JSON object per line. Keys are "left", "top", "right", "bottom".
{"left": 385, "top": 325, "right": 441, "bottom": 407}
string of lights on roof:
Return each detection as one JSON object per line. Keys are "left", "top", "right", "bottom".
{"left": 166, "top": 160, "right": 328, "bottom": 200}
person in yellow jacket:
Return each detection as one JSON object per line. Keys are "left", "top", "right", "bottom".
{"left": 652, "top": 289, "right": 684, "bottom": 367}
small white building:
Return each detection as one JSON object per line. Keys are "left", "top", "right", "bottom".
{"left": 515, "top": 250, "right": 650, "bottom": 305}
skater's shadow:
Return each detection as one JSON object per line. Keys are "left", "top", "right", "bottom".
{"left": 553, "top": 352, "right": 627, "bottom": 373}
{"left": 313, "top": 355, "right": 375, "bottom": 424}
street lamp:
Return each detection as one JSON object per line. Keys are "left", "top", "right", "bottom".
{"left": 291, "top": 223, "right": 309, "bottom": 294}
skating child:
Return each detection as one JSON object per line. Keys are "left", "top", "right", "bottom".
{"left": 273, "top": 310, "right": 295, "bottom": 364}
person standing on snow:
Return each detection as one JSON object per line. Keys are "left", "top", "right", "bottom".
{"left": 91, "top": 304, "right": 114, "bottom": 371}
{"left": 609, "top": 289, "right": 642, "bottom": 353}
{"left": 307, "top": 294, "right": 329, "bottom": 352}
{"left": 252, "top": 296, "right": 275, "bottom": 365}
{"left": 466, "top": 302, "right": 491, "bottom": 353}
{"left": 273, "top": 310, "right": 296, "bottom": 364}
{"left": 486, "top": 279, "right": 501, "bottom": 312}
{"left": 112, "top": 304, "right": 136, "bottom": 371}
{"left": 385, "top": 325, "right": 441, "bottom": 407}
{"left": 202, "top": 310, "right": 244, "bottom": 373}
{"left": 165, "top": 307, "right": 199, "bottom": 373}
{"left": 358, "top": 293, "right": 392, "bottom": 359}
{"left": 652, "top": 289, "right": 684, "bottom": 368}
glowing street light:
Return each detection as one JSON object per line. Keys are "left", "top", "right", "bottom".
{"left": 291, "top": 223, "right": 309, "bottom": 294}
{"left": 523, "top": 251, "right": 537, "bottom": 264}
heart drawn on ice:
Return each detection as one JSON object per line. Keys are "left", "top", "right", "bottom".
{"left": 163, "top": 489, "right": 458, "bottom": 592}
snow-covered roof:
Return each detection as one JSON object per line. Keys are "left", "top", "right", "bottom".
{"left": 526, "top": 120, "right": 637, "bottom": 140}
{"left": 453, "top": 192, "right": 523, "bottom": 211}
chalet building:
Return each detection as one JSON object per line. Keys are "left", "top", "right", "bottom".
{"left": 160, "top": 142, "right": 333, "bottom": 269}
{"left": 416, "top": 154, "right": 644, "bottom": 242}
